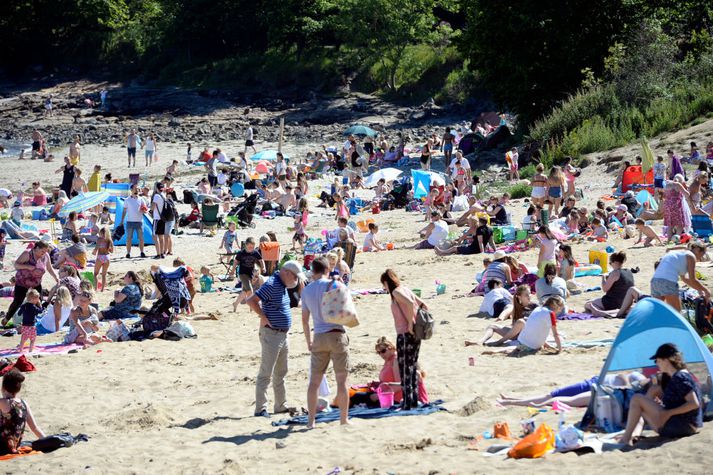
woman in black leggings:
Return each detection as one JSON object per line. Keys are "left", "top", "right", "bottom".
{"left": 1, "top": 241, "right": 58, "bottom": 327}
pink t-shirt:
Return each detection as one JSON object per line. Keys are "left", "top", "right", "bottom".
{"left": 390, "top": 287, "right": 417, "bottom": 334}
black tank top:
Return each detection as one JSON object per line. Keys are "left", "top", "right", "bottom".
{"left": 601, "top": 268, "right": 634, "bottom": 310}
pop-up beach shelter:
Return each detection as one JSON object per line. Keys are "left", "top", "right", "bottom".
{"left": 112, "top": 196, "right": 154, "bottom": 246}
{"left": 582, "top": 298, "right": 713, "bottom": 428}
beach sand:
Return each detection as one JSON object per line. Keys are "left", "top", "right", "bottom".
{"left": 0, "top": 141, "right": 711, "bottom": 474}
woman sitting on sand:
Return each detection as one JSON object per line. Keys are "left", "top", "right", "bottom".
{"left": 535, "top": 264, "right": 568, "bottom": 310}
{"left": 584, "top": 251, "right": 635, "bottom": 317}
{"left": 414, "top": 211, "right": 449, "bottom": 250}
{"left": 349, "top": 337, "right": 429, "bottom": 408}
{"left": 435, "top": 216, "right": 491, "bottom": 256}
{"left": 0, "top": 369, "right": 45, "bottom": 455}
{"left": 466, "top": 285, "right": 535, "bottom": 347}
{"left": 46, "top": 265, "right": 81, "bottom": 303}
{"left": 619, "top": 343, "right": 703, "bottom": 446}
{"left": 36, "top": 286, "right": 73, "bottom": 334}
{"left": 498, "top": 372, "right": 647, "bottom": 408}
{"left": 98, "top": 271, "right": 143, "bottom": 320}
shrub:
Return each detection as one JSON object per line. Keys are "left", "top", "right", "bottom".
{"left": 507, "top": 183, "right": 533, "bottom": 200}
{"left": 518, "top": 164, "right": 536, "bottom": 179}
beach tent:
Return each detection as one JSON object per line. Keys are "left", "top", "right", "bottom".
{"left": 112, "top": 197, "right": 154, "bottom": 246}
{"left": 621, "top": 165, "right": 654, "bottom": 193}
{"left": 411, "top": 170, "right": 446, "bottom": 199}
{"left": 581, "top": 299, "right": 713, "bottom": 429}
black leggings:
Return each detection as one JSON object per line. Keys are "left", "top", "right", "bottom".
{"left": 6, "top": 284, "right": 42, "bottom": 323}
{"left": 397, "top": 332, "right": 421, "bottom": 410}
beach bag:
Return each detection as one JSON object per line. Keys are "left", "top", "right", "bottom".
{"left": 321, "top": 280, "right": 359, "bottom": 327}
{"left": 112, "top": 224, "right": 125, "bottom": 241}
{"left": 32, "top": 433, "right": 80, "bottom": 453}
{"left": 106, "top": 320, "right": 130, "bottom": 342}
{"left": 414, "top": 305, "right": 435, "bottom": 341}
{"left": 507, "top": 423, "right": 555, "bottom": 459}
{"left": 161, "top": 198, "right": 177, "bottom": 221}
{"left": 142, "top": 311, "right": 171, "bottom": 333}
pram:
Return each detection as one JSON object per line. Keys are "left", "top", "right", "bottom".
{"left": 130, "top": 267, "right": 190, "bottom": 339}
{"left": 228, "top": 193, "right": 258, "bottom": 228}
{"left": 382, "top": 178, "right": 412, "bottom": 210}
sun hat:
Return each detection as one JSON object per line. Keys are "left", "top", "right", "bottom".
{"left": 493, "top": 250, "right": 507, "bottom": 261}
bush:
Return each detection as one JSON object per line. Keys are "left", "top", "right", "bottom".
{"left": 507, "top": 183, "right": 533, "bottom": 200}
{"left": 518, "top": 164, "right": 536, "bottom": 180}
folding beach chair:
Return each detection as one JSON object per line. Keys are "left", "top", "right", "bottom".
{"left": 692, "top": 214, "right": 713, "bottom": 239}
{"left": 260, "top": 241, "right": 281, "bottom": 276}
{"left": 199, "top": 203, "right": 220, "bottom": 234}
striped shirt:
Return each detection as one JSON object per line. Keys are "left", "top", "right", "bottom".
{"left": 483, "top": 262, "right": 508, "bottom": 294}
{"left": 255, "top": 272, "right": 291, "bottom": 330}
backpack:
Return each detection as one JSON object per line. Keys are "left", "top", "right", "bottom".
{"left": 414, "top": 305, "right": 435, "bottom": 341}
{"left": 161, "top": 197, "right": 177, "bottom": 221}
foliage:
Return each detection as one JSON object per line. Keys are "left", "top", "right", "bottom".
{"left": 518, "top": 164, "right": 536, "bottom": 180}
{"left": 506, "top": 183, "right": 532, "bottom": 200}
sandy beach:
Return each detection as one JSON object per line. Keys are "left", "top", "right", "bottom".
{"left": 0, "top": 138, "right": 711, "bottom": 474}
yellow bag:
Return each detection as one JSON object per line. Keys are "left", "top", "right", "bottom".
{"left": 507, "top": 423, "right": 555, "bottom": 459}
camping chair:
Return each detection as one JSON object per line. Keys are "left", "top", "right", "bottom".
{"left": 692, "top": 214, "right": 713, "bottom": 238}
{"left": 260, "top": 241, "right": 281, "bottom": 276}
{"left": 199, "top": 203, "right": 220, "bottom": 234}
{"left": 336, "top": 241, "right": 357, "bottom": 270}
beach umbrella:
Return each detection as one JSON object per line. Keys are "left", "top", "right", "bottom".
{"left": 640, "top": 137, "right": 654, "bottom": 176}
{"left": 364, "top": 168, "right": 403, "bottom": 188}
{"left": 59, "top": 191, "right": 110, "bottom": 216}
{"left": 250, "top": 150, "right": 289, "bottom": 161}
{"left": 343, "top": 125, "right": 378, "bottom": 137}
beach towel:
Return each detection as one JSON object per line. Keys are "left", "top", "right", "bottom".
{"left": 0, "top": 343, "right": 83, "bottom": 359}
{"left": 271, "top": 400, "right": 447, "bottom": 426}
{"left": 0, "top": 446, "right": 41, "bottom": 461}
{"left": 558, "top": 312, "right": 602, "bottom": 321}
{"left": 562, "top": 339, "right": 614, "bottom": 349}
{"left": 350, "top": 288, "right": 387, "bottom": 296}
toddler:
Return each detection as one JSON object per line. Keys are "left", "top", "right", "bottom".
{"left": 18, "top": 289, "right": 42, "bottom": 353}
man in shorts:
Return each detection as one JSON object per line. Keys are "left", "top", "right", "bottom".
{"left": 120, "top": 184, "right": 147, "bottom": 259}
{"left": 244, "top": 125, "right": 256, "bottom": 154}
{"left": 126, "top": 129, "right": 140, "bottom": 168}
{"left": 31, "top": 129, "right": 43, "bottom": 160}
{"left": 301, "top": 257, "right": 350, "bottom": 428}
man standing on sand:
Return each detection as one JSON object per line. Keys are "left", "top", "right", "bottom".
{"left": 31, "top": 129, "right": 44, "bottom": 160}
{"left": 126, "top": 129, "right": 141, "bottom": 168}
{"left": 301, "top": 257, "right": 350, "bottom": 428}
{"left": 121, "top": 184, "right": 147, "bottom": 259}
{"left": 69, "top": 135, "right": 81, "bottom": 166}
{"left": 244, "top": 125, "right": 256, "bottom": 154}
{"left": 246, "top": 261, "right": 304, "bottom": 417}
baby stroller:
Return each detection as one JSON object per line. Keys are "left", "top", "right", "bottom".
{"left": 383, "top": 178, "right": 412, "bottom": 210}
{"left": 228, "top": 193, "right": 258, "bottom": 228}
{"left": 130, "top": 267, "right": 190, "bottom": 340}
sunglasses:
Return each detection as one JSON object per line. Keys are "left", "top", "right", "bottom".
{"left": 376, "top": 348, "right": 388, "bottom": 355}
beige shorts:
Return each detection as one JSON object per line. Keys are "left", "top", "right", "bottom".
{"left": 310, "top": 331, "right": 350, "bottom": 376}
{"left": 239, "top": 274, "right": 254, "bottom": 292}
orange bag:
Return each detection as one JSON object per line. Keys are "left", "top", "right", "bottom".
{"left": 259, "top": 241, "right": 281, "bottom": 262}
{"left": 507, "top": 423, "right": 555, "bottom": 459}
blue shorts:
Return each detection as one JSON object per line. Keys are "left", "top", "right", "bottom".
{"left": 550, "top": 376, "right": 598, "bottom": 398}
{"left": 650, "top": 278, "right": 679, "bottom": 298}
{"left": 126, "top": 221, "right": 142, "bottom": 237}
{"left": 654, "top": 178, "right": 665, "bottom": 189}
{"left": 444, "top": 143, "right": 453, "bottom": 152}
{"left": 548, "top": 186, "right": 562, "bottom": 198}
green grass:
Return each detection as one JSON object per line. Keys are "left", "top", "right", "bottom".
{"left": 506, "top": 183, "right": 533, "bottom": 199}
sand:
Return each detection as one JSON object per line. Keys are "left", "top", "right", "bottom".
{"left": 0, "top": 136, "right": 711, "bottom": 474}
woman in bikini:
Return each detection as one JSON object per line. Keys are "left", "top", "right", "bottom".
{"left": 562, "top": 156, "right": 578, "bottom": 199}
{"left": 530, "top": 163, "right": 548, "bottom": 207}
{"left": 93, "top": 227, "right": 114, "bottom": 291}
{"left": 420, "top": 138, "right": 433, "bottom": 171}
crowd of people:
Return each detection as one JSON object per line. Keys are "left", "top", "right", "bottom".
{"left": 0, "top": 121, "right": 712, "bottom": 456}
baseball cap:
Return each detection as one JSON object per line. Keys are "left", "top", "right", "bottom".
{"left": 280, "top": 260, "right": 306, "bottom": 280}
{"left": 650, "top": 343, "right": 680, "bottom": 360}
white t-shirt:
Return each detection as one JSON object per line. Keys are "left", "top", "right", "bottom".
{"left": 11, "top": 207, "right": 23, "bottom": 222}
{"left": 152, "top": 193, "right": 166, "bottom": 221}
{"left": 363, "top": 232, "right": 375, "bottom": 251}
{"left": 38, "top": 303, "right": 72, "bottom": 332}
{"left": 217, "top": 152, "right": 229, "bottom": 163}
{"left": 124, "top": 196, "right": 146, "bottom": 223}
{"left": 449, "top": 157, "right": 471, "bottom": 171}
{"left": 275, "top": 161, "right": 287, "bottom": 176}
{"left": 653, "top": 250, "right": 694, "bottom": 282}
{"left": 246, "top": 127, "right": 254, "bottom": 141}
{"left": 479, "top": 287, "right": 512, "bottom": 316}
{"left": 428, "top": 220, "right": 449, "bottom": 246}
{"left": 144, "top": 138, "right": 155, "bottom": 152}
{"left": 518, "top": 306, "right": 556, "bottom": 350}
{"left": 217, "top": 172, "right": 228, "bottom": 185}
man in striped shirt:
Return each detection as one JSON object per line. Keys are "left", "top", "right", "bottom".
{"left": 246, "top": 261, "right": 305, "bottom": 417}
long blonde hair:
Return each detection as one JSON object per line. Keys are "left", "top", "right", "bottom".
{"left": 55, "top": 286, "right": 73, "bottom": 308}
{"left": 548, "top": 166, "right": 565, "bottom": 185}
{"left": 98, "top": 226, "right": 114, "bottom": 253}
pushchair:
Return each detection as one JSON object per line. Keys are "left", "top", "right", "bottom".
{"left": 130, "top": 267, "right": 190, "bottom": 339}
{"left": 382, "top": 178, "right": 412, "bottom": 210}
{"left": 228, "top": 193, "right": 258, "bottom": 228}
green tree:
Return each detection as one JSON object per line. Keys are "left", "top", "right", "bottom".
{"left": 338, "top": 0, "right": 437, "bottom": 90}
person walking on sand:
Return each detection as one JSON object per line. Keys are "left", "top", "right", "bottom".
{"left": 142, "top": 132, "right": 157, "bottom": 167}
{"left": 126, "top": 129, "right": 141, "bottom": 168}
{"left": 246, "top": 261, "right": 304, "bottom": 417}
{"left": 302, "top": 257, "right": 350, "bottom": 428}
{"left": 31, "top": 129, "right": 44, "bottom": 160}
{"left": 244, "top": 124, "right": 257, "bottom": 154}
{"left": 69, "top": 135, "right": 81, "bottom": 166}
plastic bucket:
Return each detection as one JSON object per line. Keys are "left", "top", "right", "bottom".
{"left": 436, "top": 284, "right": 446, "bottom": 295}
{"left": 377, "top": 387, "right": 394, "bottom": 409}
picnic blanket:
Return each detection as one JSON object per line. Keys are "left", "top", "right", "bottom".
{"left": 0, "top": 343, "right": 84, "bottom": 359}
{"left": 271, "top": 400, "right": 447, "bottom": 426}
{"left": 558, "top": 312, "right": 602, "bottom": 321}
{"left": 350, "top": 288, "right": 387, "bottom": 296}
